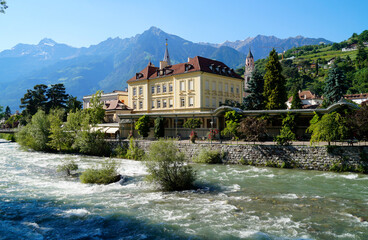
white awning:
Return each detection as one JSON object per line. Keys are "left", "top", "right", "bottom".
{"left": 105, "top": 127, "right": 119, "bottom": 134}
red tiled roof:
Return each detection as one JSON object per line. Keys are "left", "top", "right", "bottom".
{"left": 344, "top": 93, "right": 368, "bottom": 100}
{"left": 288, "top": 90, "right": 321, "bottom": 102}
{"left": 104, "top": 100, "right": 132, "bottom": 111}
{"left": 127, "top": 56, "right": 242, "bottom": 83}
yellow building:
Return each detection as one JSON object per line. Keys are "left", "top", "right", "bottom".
{"left": 119, "top": 44, "right": 244, "bottom": 138}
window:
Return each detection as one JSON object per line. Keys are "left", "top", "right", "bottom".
{"left": 219, "top": 83, "right": 223, "bottom": 91}
{"left": 205, "top": 97, "right": 209, "bottom": 107}
{"left": 151, "top": 100, "right": 155, "bottom": 109}
{"left": 169, "top": 83, "right": 173, "bottom": 92}
{"left": 212, "top": 98, "right": 216, "bottom": 108}
{"left": 180, "top": 97, "right": 185, "bottom": 107}
{"left": 157, "top": 100, "right": 161, "bottom": 108}
{"left": 157, "top": 85, "right": 161, "bottom": 93}
{"left": 180, "top": 81, "right": 185, "bottom": 91}
{"left": 151, "top": 86, "right": 155, "bottom": 94}
{"left": 169, "top": 99, "right": 173, "bottom": 108}
{"left": 212, "top": 82, "right": 216, "bottom": 91}
{"left": 236, "top": 87, "right": 239, "bottom": 94}
{"left": 219, "top": 98, "right": 223, "bottom": 105}
{"left": 225, "top": 84, "right": 228, "bottom": 92}
{"left": 205, "top": 81, "right": 209, "bottom": 90}
{"left": 163, "top": 84, "right": 167, "bottom": 93}
{"left": 189, "top": 97, "right": 194, "bottom": 107}
{"left": 139, "top": 101, "right": 143, "bottom": 109}
{"left": 133, "top": 88, "right": 137, "bottom": 96}
{"left": 133, "top": 101, "right": 137, "bottom": 109}
{"left": 139, "top": 87, "right": 143, "bottom": 95}
{"left": 163, "top": 99, "right": 167, "bottom": 108}
{"left": 188, "top": 80, "right": 194, "bottom": 90}
{"left": 231, "top": 85, "right": 234, "bottom": 93}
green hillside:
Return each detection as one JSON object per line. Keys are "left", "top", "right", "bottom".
{"left": 240, "top": 30, "right": 368, "bottom": 98}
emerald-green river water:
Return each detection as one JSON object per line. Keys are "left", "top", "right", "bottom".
{"left": 0, "top": 140, "right": 367, "bottom": 239}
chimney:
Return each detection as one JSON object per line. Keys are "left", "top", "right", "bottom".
{"left": 188, "top": 57, "right": 193, "bottom": 62}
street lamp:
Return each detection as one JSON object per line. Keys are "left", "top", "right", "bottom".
{"left": 210, "top": 121, "right": 213, "bottom": 146}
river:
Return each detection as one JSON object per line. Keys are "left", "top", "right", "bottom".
{"left": 0, "top": 139, "right": 367, "bottom": 240}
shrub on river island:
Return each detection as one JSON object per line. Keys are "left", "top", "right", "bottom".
{"left": 144, "top": 140, "right": 196, "bottom": 191}
{"left": 57, "top": 160, "right": 78, "bottom": 176}
{"left": 80, "top": 159, "right": 120, "bottom": 184}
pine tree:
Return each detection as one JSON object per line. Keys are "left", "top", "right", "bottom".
{"left": 4, "top": 106, "right": 11, "bottom": 120}
{"left": 243, "top": 68, "right": 264, "bottom": 110}
{"left": 291, "top": 89, "right": 302, "bottom": 109}
{"left": 20, "top": 84, "right": 48, "bottom": 117}
{"left": 323, "top": 66, "right": 346, "bottom": 107}
{"left": 263, "top": 49, "right": 287, "bottom": 110}
{"left": 46, "top": 84, "right": 69, "bottom": 111}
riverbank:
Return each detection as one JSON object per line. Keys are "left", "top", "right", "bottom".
{"left": 111, "top": 140, "right": 368, "bottom": 173}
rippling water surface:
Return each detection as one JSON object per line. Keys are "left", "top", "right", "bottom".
{"left": 1, "top": 140, "right": 368, "bottom": 239}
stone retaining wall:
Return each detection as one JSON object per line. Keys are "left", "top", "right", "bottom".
{"left": 110, "top": 140, "right": 368, "bottom": 172}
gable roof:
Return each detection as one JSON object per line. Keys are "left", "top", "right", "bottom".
{"left": 127, "top": 56, "right": 242, "bottom": 83}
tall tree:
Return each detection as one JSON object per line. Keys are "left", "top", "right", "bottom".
{"left": 290, "top": 89, "right": 302, "bottom": 109}
{"left": 66, "top": 95, "right": 83, "bottom": 113}
{"left": 243, "top": 68, "right": 265, "bottom": 110}
{"left": 356, "top": 41, "right": 368, "bottom": 69}
{"left": 263, "top": 49, "right": 287, "bottom": 110}
{"left": 20, "top": 84, "right": 48, "bottom": 117}
{"left": 87, "top": 90, "right": 105, "bottom": 124}
{"left": 323, "top": 66, "right": 346, "bottom": 107}
{"left": 46, "top": 84, "right": 69, "bottom": 110}
{"left": 4, "top": 106, "right": 11, "bottom": 120}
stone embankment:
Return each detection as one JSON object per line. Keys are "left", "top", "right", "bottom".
{"left": 111, "top": 140, "right": 368, "bottom": 172}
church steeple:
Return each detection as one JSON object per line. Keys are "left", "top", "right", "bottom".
{"left": 244, "top": 48, "right": 255, "bottom": 92}
{"left": 163, "top": 38, "right": 171, "bottom": 66}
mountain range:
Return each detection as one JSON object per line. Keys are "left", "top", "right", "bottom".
{"left": 0, "top": 26, "right": 332, "bottom": 111}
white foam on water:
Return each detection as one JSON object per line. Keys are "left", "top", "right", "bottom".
{"left": 61, "top": 208, "right": 90, "bottom": 218}
{"left": 277, "top": 193, "right": 299, "bottom": 199}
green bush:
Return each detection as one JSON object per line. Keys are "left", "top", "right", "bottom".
{"left": 80, "top": 159, "right": 119, "bottom": 184}
{"left": 0, "top": 133, "right": 15, "bottom": 142}
{"left": 74, "top": 130, "right": 111, "bottom": 156}
{"left": 125, "top": 138, "right": 145, "bottom": 160}
{"left": 57, "top": 160, "right": 78, "bottom": 176}
{"left": 112, "top": 144, "right": 127, "bottom": 158}
{"left": 193, "top": 148, "right": 223, "bottom": 164}
{"left": 274, "top": 126, "right": 295, "bottom": 145}
{"left": 145, "top": 140, "right": 196, "bottom": 191}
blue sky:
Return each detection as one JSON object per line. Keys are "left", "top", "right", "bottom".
{"left": 1, "top": 0, "right": 367, "bottom": 51}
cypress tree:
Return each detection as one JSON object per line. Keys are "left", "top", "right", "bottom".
{"left": 323, "top": 66, "right": 346, "bottom": 107}
{"left": 263, "top": 49, "right": 287, "bottom": 109}
{"left": 291, "top": 89, "right": 302, "bottom": 109}
{"left": 243, "top": 68, "right": 264, "bottom": 110}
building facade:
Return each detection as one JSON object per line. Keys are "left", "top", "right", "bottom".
{"left": 118, "top": 43, "right": 244, "bottom": 138}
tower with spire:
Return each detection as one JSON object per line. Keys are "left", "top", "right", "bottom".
{"left": 244, "top": 48, "right": 255, "bottom": 90}
{"left": 160, "top": 39, "right": 171, "bottom": 69}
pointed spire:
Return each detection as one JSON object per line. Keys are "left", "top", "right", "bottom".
{"left": 163, "top": 38, "right": 171, "bottom": 66}
{"left": 247, "top": 48, "right": 253, "bottom": 58}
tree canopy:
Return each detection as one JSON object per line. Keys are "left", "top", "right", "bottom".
{"left": 243, "top": 68, "right": 264, "bottom": 110}
{"left": 263, "top": 49, "right": 287, "bottom": 110}
{"left": 323, "top": 66, "right": 347, "bottom": 107}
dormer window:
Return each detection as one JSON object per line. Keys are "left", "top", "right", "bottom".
{"left": 209, "top": 64, "right": 215, "bottom": 72}
{"left": 185, "top": 64, "right": 194, "bottom": 72}
{"left": 136, "top": 73, "right": 143, "bottom": 79}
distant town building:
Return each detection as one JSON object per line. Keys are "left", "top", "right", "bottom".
{"left": 344, "top": 93, "right": 368, "bottom": 105}
{"left": 286, "top": 90, "right": 323, "bottom": 109}
{"left": 83, "top": 90, "right": 128, "bottom": 109}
